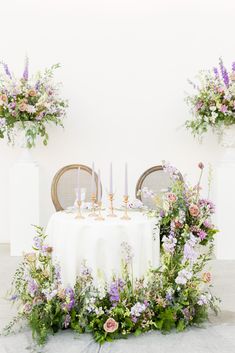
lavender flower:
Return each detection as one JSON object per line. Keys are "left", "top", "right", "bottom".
{"left": 213, "top": 67, "right": 219, "bottom": 78}
{"left": 183, "top": 242, "right": 197, "bottom": 264}
{"left": 165, "top": 289, "right": 174, "bottom": 302}
{"left": 199, "top": 199, "right": 215, "bottom": 213}
{"left": 198, "top": 230, "right": 207, "bottom": 241}
{"left": 23, "top": 56, "right": 29, "bottom": 81}
{"left": 27, "top": 278, "right": 38, "bottom": 296}
{"left": 1, "top": 62, "right": 12, "bottom": 78}
{"left": 63, "top": 314, "right": 71, "bottom": 328}
{"left": 10, "top": 294, "right": 18, "bottom": 301}
{"left": 33, "top": 236, "right": 43, "bottom": 249}
{"left": 175, "top": 269, "right": 192, "bottom": 285}
{"left": 197, "top": 294, "right": 209, "bottom": 306}
{"left": 130, "top": 302, "right": 147, "bottom": 318}
{"left": 182, "top": 307, "right": 191, "bottom": 321}
{"left": 62, "top": 287, "right": 75, "bottom": 311}
{"left": 121, "top": 242, "right": 134, "bottom": 264}
{"left": 162, "top": 235, "right": 177, "bottom": 254}
{"left": 43, "top": 289, "right": 57, "bottom": 301}
{"left": 219, "top": 58, "right": 229, "bottom": 87}
{"left": 232, "top": 62, "right": 235, "bottom": 72}
{"left": 203, "top": 219, "right": 212, "bottom": 229}
{"left": 0, "top": 118, "right": 6, "bottom": 128}
{"left": 162, "top": 161, "right": 180, "bottom": 180}
{"left": 109, "top": 279, "right": 125, "bottom": 303}
{"left": 54, "top": 263, "right": 61, "bottom": 282}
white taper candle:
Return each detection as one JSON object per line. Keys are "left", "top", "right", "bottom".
{"left": 77, "top": 167, "right": 81, "bottom": 201}
{"left": 124, "top": 163, "right": 128, "bottom": 196}
{"left": 109, "top": 162, "right": 113, "bottom": 194}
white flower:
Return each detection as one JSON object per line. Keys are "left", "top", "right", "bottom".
{"left": 26, "top": 105, "right": 36, "bottom": 114}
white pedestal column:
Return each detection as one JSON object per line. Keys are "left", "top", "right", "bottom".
{"left": 216, "top": 147, "right": 235, "bottom": 259}
{"left": 9, "top": 150, "right": 39, "bottom": 256}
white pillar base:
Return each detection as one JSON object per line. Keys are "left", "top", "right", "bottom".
{"left": 216, "top": 148, "right": 235, "bottom": 259}
{"left": 9, "top": 151, "right": 39, "bottom": 256}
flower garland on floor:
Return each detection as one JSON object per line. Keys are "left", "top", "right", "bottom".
{"left": 185, "top": 58, "right": 235, "bottom": 137}
{"left": 2, "top": 163, "right": 219, "bottom": 346}
{"left": 0, "top": 58, "right": 68, "bottom": 148}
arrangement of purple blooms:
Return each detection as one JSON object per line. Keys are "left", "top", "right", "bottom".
{"left": 185, "top": 58, "right": 235, "bottom": 136}
{"left": 3, "top": 163, "right": 219, "bottom": 346}
{"left": 0, "top": 58, "right": 67, "bottom": 148}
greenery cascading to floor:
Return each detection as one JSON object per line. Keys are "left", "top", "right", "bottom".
{"left": 2, "top": 163, "right": 219, "bottom": 345}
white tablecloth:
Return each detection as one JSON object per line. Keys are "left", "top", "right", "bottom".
{"left": 46, "top": 211, "right": 160, "bottom": 286}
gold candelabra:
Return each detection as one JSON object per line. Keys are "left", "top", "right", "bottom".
{"left": 89, "top": 193, "right": 98, "bottom": 217}
{"left": 95, "top": 201, "right": 105, "bottom": 221}
{"left": 75, "top": 200, "right": 85, "bottom": 220}
{"left": 121, "top": 195, "right": 131, "bottom": 220}
{"left": 107, "top": 193, "right": 117, "bottom": 217}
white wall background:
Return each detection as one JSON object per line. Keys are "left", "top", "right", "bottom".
{"left": 0, "top": 0, "right": 234, "bottom": 244}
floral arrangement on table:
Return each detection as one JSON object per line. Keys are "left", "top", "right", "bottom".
{"left": 185, "top": 58, "right": 235, "bottom": 137}
{"left": 2, "top": 163, "right": 219, "bottom": 346}
{"left": 0, "top": 58, "right": 68, "bottom": 148}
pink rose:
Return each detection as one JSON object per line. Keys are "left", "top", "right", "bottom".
{"left": 18, "top": 102, "right": 28, "bottom": 112}
{"left": 103, "top": 318, "right": 119, "bottom": 333}
{"left": 167, "top": 193, "right": 177, "bottom": 203}
{"left": 189, "top": 204, "right": 199, "bottom": 217}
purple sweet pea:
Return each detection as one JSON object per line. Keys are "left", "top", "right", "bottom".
{"left": 232, "top": 62, "right": 235, "bottom": 72}
{"left": 27, "top": 278, "right": 38, "bottom": 296}
{"left": 1, "top": 62, "right": 12, "bottom": 78}
{"left": 109, "top": 279, "right": 125, "bottom": 304}
{"left": 219, "top": 58, "right": 229, "bottom": 87}
{"left": 213, "top": 67, "right": 219, "bottom": 78}
{"left": 23, "top": 56, "right": 29, "bottom": 80}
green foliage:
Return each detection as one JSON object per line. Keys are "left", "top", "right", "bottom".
{"left": 3, "top": 165, "right": 220, "bottom": 346}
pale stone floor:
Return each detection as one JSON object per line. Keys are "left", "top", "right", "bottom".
{"left": 0, "top": 244, "right": 235, "bottom": 353}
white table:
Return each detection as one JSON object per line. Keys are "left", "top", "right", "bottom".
{"left": 46, "top": 210, "right": 160, "bottom": 286}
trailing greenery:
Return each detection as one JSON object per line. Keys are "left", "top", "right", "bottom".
{"left": 2, "top": 164, "right": 219, "bottom": 346}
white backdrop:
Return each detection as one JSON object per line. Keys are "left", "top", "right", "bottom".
{"left": 0, "top": 0, "right": 234, "bottom": 246}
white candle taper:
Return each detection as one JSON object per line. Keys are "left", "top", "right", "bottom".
{"left": 98, "top": 169, "right": 101, "bottom": 202}
{"left": 91, "top": 162, "right": 95, "bottom": 194}
{"left": 109, "top": 162, "right": 113, "bottom": 194}
{"left": 77, "top": 167, "right": 81, "bottom": 201}
{"left": 124, "top": 162, "right": 128, "bottom": 196}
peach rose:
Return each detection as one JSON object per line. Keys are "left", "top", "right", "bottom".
{"left": 103, "top": 318, "right": 119, "bottom": 333}
{"left": 202, "top": 272, "right": 212, "bottom": 283}
{"left": 18, "top": 102, "right": 28, "bottom": 112}
{"left": 189, "top": 204, "right": 199, "bottom": 217}
{"left": 28, "top": 89, "right": 37, "bottom": 97}
{"left": 1, "top": 94, "right": 8, "bottom": 103}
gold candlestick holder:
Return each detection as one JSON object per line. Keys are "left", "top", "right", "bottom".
{"left": 95, "top": 201, "right": 105, "bottom": 221}
{"left": 89, "top": 193, "right": 98, "bottom": 217}
{"left": 75, "top": 200, "right": 85, "bottom": 220}
{"left": 121, "top": 195, "right": 131, "bottom": 220}
{"left": 108, "top": 193, "right": 117, "bottom": 217}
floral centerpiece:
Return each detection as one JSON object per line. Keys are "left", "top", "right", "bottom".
{"left": 2, "top": 163, "right": 219, "bottom": 346}
{"left": 0, "top": 58, "right": 67, "bottom": 148}
{"left": 185, "top": 58, "right": 235, "bottom": 140}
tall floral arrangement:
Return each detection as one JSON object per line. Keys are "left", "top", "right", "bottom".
{"left": 0, "top": 58, "right": 67, "bottom": 148}
{"left": 185, "top": 58, "right": 235, "bottom": 137}
{"left": 2, "top": 164, "right": 219, "bottom": 346}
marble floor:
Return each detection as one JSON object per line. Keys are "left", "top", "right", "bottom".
{"left": 0, "top": 244, "right": 235, "bottom": 353}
